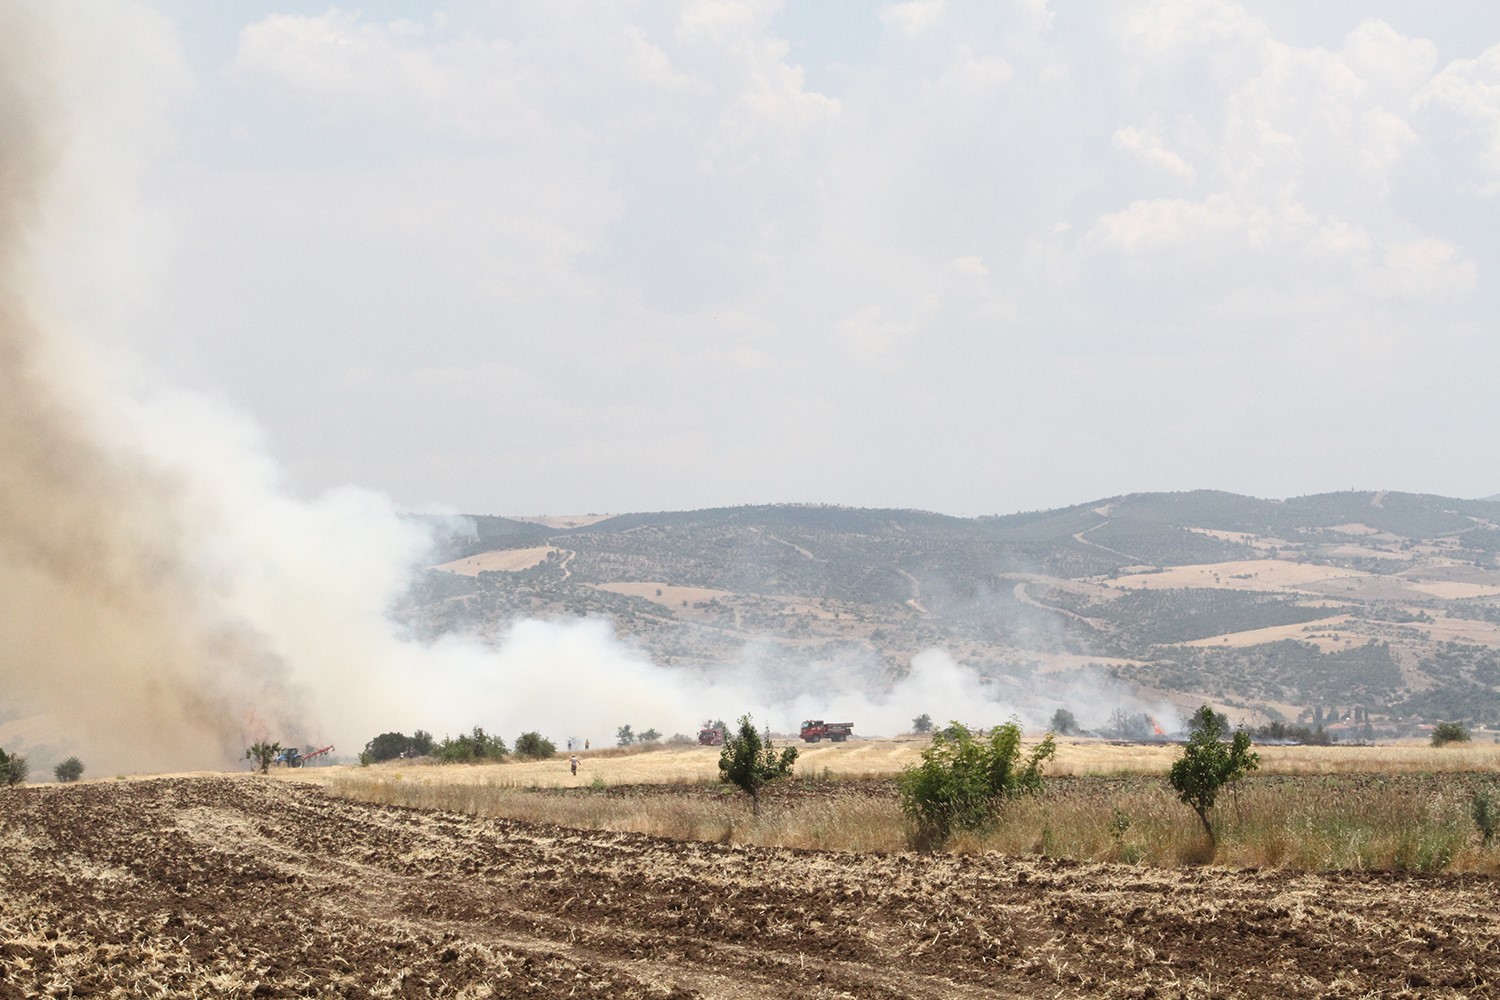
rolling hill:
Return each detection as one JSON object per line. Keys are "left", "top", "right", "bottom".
{"left": 401, "top": 490, "right": 1500, "bottom": 737}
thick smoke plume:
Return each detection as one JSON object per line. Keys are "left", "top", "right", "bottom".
{"left": 0, "top": 9, "right": 307, "bottom": 773}
{"left": 1, "top": 9, "right": 1171, "bottom": 776}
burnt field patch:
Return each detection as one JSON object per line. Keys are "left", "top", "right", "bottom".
{"left": 3, "top": 777, "right": 1500, "bottom": 998}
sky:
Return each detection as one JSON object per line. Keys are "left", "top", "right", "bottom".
{"left": 39, "top": 1, "right": 1500, "bottom": 517}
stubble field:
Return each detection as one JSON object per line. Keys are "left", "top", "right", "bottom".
{"left": 5, "top": 764, "right": 1500, "bottom": 998}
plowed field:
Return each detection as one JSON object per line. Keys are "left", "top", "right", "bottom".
{"left": 3, "top": 777, "right": 1500, "bottom": 998}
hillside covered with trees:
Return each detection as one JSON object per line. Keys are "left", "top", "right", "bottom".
{"left": 399, "top": 490, "right": 1500, "bottom": 737}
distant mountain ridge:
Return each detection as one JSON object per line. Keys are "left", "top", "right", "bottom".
{"left": 403, "top": 490, "right": 1500, "bottom": 736}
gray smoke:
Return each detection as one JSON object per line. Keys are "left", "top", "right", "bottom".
{"left": 0, "top": 8, "right": 304, "bottom": 772}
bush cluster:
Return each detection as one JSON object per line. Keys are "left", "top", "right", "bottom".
{"left": 899, "top": 720, "right": 1055, "bottom": 850}
{"left": 435, "top": 727, "right": 509, "bottom": 763}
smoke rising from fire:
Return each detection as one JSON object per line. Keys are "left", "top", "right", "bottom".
{"left": 1, "top": 8, "right": 1174, "bottom": 775}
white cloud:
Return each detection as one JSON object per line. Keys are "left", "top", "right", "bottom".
{"left": 1418, "top": 42, "right": 1500, "bottom": 194}
{"left": 1366, "top": 238, "right": 1477, "bottom": 298}
{"left": 879, "top": 1, "right": 946, "bottom": 36}
{"left": 36, "top": 1, "right": 1500, "bottom": 522}
{"left": 1112, "top": 124, "right": 1196, "bottom": 182}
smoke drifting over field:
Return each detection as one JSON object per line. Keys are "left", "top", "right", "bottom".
{"left": 0, "top": 9, "right": 1170, "bottom": 775}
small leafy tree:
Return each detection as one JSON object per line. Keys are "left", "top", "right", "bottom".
{"left": 898, "top": 720, "right": 1056, "bottom": 850}
{"left": 0, "top": 747, "right": 28, "bottom": 786}
{"left": 513, "top": 731, "right": 557, "bottom": 760}
{"left": 53, "top": 757, "right": 84, "bottom": 782}
{"left": 639, "top": 728, "right": 662, "bottom": 744}
{"left": 616, "top": 724, "right": 636, "bottom": 746}
{"left": 912, "top": 713, "right": 934, "bottom": 734}
{"left": 1168, "top": 705, "right": 1259, "bottom": 847}
{"left": 1431, "top": 721, "right": 1471, "bottom": 747}
{"left": 245, "top": 741, "right": 282, "bottom": 774}
{"left": 718, "top": 714, "right": 798, "bottom": 816}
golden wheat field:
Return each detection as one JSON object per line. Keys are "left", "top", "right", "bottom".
{"left": 6, "top": 739, "right": 1500, "bottom": 997}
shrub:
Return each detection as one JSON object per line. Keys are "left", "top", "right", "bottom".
{"left": 718, "top": 714, "right": 798, "bottom": 816}
{"left": 513, "top": 731, "right": 557, "bottom": 760}
{"left": 436, "top": 727, "right": 509, "bottom": 763}
{"left": 1431, "top": 721, "right": 1470, "bottom": 747}
{"left": 0, "top": 748, "right": 28, "bottom": 786}
{"left": 245, "top": 741, "right": 281, "bottom": 775}
{"left": 1168, "top": 704, "right": 1259, "bottom": 848}
{"left": 898, "top": 720, "right": 1056, "bottom": 850}
{"left": 1473, "top": 786, "right": 1499, "bottom": 846}
{"left": 53, "top": 757, "right": 84, "bottom": 782}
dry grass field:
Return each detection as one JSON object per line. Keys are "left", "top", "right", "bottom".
{"left": 287, "top": 737, "right": 1500, "bottom": 791}
{"left": 6, "top": 774, "right": 1500, "bottom": 998}
{"left": 435, "top": 547, "right": 557, "bottom": 575}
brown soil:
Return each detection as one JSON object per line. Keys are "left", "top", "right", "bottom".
{"left": 3, "top": 777, "right": 1500, "bottom": 998}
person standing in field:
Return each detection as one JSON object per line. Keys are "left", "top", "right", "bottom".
{"left": 570, "top": 754, "right": 579, "bottom": 776}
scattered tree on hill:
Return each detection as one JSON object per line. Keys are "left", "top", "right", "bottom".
{"left": 639, "top": 728, "right": 662, "bottom": 744}
{"left": 898, "top": 720, "right": 1056, "bottom": 851}
{"left": 718, "top": 714, "right": 798, "bottom": 816}
{"left": 0, "top": 747, "right": 28, "bottom": 786}
{"left": 1431, "top": 721, "right": 1471, "bottom": 747}
{"left": 245, "top": 741, "right": 281, "bottom": 775}
{"left": 436, "top": 727, "right": 508, "bottom": 763}
{"left": 1168, "top": 705, "right": 1259, "bottom": 848}
{"left": 911, "top": 713, "right": 934, "bottom": 734}
{"left": 53, "top": 757, "right": 84, "bottom": 782}
{"left": 616, "top": 724, "right": 636, "bottom": 746}
{"left": 513, "top": 731, "right": 557, "bottom": 760}
{"left": 1049, "top": 708, "right": 1081, "bottom": 736}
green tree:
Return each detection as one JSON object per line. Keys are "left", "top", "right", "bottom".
{"left": 911, "top": 713, "right": 934, "bottom": 734}
{"left": 362, "top": 731, "right": 415, "bottom": 764}
{"left": 513, "top": 731, "right": 557, "bottom": 760}
{"left": 0, "top": 747, "right": 28, "bottom": 786}
{"left": 718, "top": 714, "right": 798, "bottom": 816}
{"left": 639, "top": 728, "right": 662, "bottom": 744}
{"left": 1168, "top": 704, "right": 1259, "bottom": 847}
{"left": 53, "top": 757, "right": 84, "bottom": 782}
{"left": 616, "top": 724, "right": 636, "bottom": 747}
{"left": 245, "top": 741, "right": 282, "bottom": 775}
{"left": 898, "top": 720, "right": 1056, "bottom": 850}
{"left": 436, "top": 727, "right": 508, "bottom": 763}
{"left": 1431, "top": 721, "right": 1471, "bottom": 747}
{"left": 411, "top": 730, "right": 435, "bottom": 756}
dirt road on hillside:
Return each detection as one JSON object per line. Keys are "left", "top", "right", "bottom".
{"left": 2, "top": 778, "right": 1499, "bottom": 998}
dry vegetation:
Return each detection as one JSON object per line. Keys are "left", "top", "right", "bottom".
{"left": 317, "top": 740, "right": 1500, "bottom": 874}
{"left": 6, "top": 774, "right": 1500, "bottom": 998}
